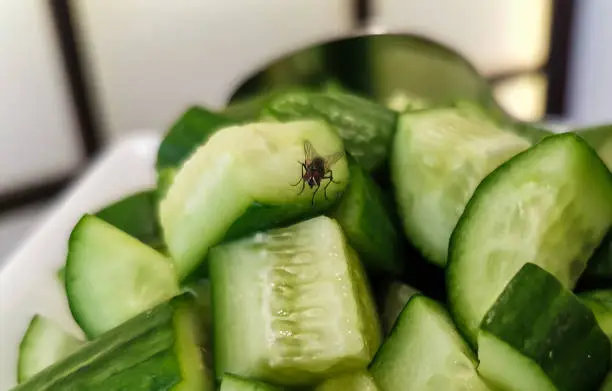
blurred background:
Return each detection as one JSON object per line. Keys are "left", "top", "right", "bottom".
{"left": 0, "top": 0, "right": 608, "bottom": 260}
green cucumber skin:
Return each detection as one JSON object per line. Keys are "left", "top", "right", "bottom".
{"left": 447, "top": 133, "right": 612, "bottom": 346}
{"left": 264, "top": 90, "right": 398, "bottom": 171}
{"left": 579, "top": 230, "right": 612, "bottom": 290}
{"left": 331, "top": 162, "right": 403, "bottom": 276}
{"left": 480, "top": 263, "right": 610, "bottom": 391}
{"left": 94, "top": 190, "right": 164, "bottom": 251}
{"left": 579, "top": 290, "right": 612, "bottom": 339}
{"left": 12, "top": 294, "right": 207, "bottom": 391}
{"left": 156, "top": 106, "right": 236, "bottom": 171}
{"left": 574, "top": 124, "right": 612, "bottom": 171}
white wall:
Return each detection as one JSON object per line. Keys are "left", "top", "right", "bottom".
{"left": 0, "top": 1, "right": 83, "bottom": 193}
{"left": 73, "top": 0, "right": 353, "bottom": 141}
{"left": 566, "top": 0, "right": 612, "bottom": 126}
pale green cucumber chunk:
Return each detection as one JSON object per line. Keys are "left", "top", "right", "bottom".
{"left": 315, "top": 370, "right": 379, "bottom": 391}
{"left": 209, "top": 216, "right": 381, "bottom": 386}
{"left": 17, "top": 316, "right": 83, "bottom": 383}
{"left": 447, "top": 133, "right": 612, "bottom": 346}
{"left": 159, "top": 120, "right": 349, "bottom": 280}
{"left": 220, "top": 374, "right": 282, "bottom": 391}
{"left": 66, "top": 214, "right": 180, "bottom": 338}
{"left": 478, "top": 263, "right": 610, "bottom": 391}
{"left": 391, "top": 104, "right": 531, "bottom": 266}
{"left": 580, "top": 290, "right": 612, "bottom": 340}
{"left": 370, "top": 295, "right": 491, "bottom": 391}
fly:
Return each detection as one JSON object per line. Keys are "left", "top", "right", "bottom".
{"left": 292, "top": 140, "right": 344, "bottom": 205}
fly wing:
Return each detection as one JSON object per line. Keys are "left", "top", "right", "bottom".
{"left": 324, "top": 151, "right": 345, "bottom": 170}
{"left": 303, "top": 140, "right": 320, "bottom": 162}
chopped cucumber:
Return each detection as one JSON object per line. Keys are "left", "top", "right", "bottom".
{"left": 448, "top": 133, "right": 612, "bottom": 345}
{"left": 578, "top": 231, "right": 612, "bottom": 290}
{"left": 380, "top": 281, "right": 419, "bottom": 334}
{"left": 66, "top": 214, "right": 180, "bottom": 338}
{"left": 370, "top": 294, "right": 490, "bottom": 391}
{"left": 209, "top": 216, "right": 381, "bottom": 386}
{"left": 94, "top": 190, "right": 164, "bottom": 251}
{"left": 17, "top": 316, "right": 83, "bottom": 383}
{"left": 156, "top": 106, "right": 236, "bottom": 172}
{"left": 478, "top": 263, "right": 610, "bottom": 391}
{"left": 219, "top": 374, "right": 281, "bottom": 391}
{"left": 263, "top": 90, "right": 397, "bottom": 171}
{"left": 580, "top": 290, "right": 612, "bottom": 340}
{"left": 159, "top": 120, "right": 349, "bottom": 280}
{"left": 574, "top": 124, "right": 612, "bottom": 171}
{"left": 12, "top": 294, "right": 213, "bottom": 391}
{"left": 315, "top": 370, "right": 379, "bottom": 391}
{"left": 331, "top": 162, "right": 402, "bottom": 275}
{"left": 601, "top": 373, "right": 612, "bottom": 391}
{"left": 390, "top": 104, "right": 531, "bottom": 266}
{"left": 385, "top": 90, "right": 429, "bottom": 113}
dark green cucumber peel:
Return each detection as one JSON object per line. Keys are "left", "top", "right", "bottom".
{"left": 12, "top": 294, "right": 212, "bottom": 391}
{"left": 478, "top": 263, "right": 610, "bottom": 391}
{"left": 573, "top": 124, "right": 612, "bottom": 171}
{"left": 577, "top": 230, "right": 612, "bottom": 291}
{"left": 94, "top": 190, "right": 164, "bottom": 251}
{"left": 263, "top": 90, "right": 398, "bottom": 171}
{"left": 156, "top": 106, "right": 237, "bottom": 171}
{"left": 330, "top": 162, "right": 403, "bottom": 276}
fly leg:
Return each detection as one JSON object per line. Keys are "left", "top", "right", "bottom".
{"left": 322, "top": 170, "right": 340, "bottom": 200}
{"left": 291, "top": 162, "right": 307, "bottom": 195}
{"left": 311, "top": 184, "right": 320, "bottom": 205}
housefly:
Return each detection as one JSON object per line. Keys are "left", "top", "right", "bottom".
{"left": 292, "top": 140, "right": 344, "bottom": 205}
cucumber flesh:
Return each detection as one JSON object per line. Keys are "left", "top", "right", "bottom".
{"left": 381, "top": 281, "right": 419, "bottom": 334}
{"left": 12, "top": 294, "right": 213, "bottom": 391}
{"left": 209, "top": 216, "right": 381, "bottom": 386}
{"left": 580, "top": 290, "right": 612, "bottom": 340}
{"left": 478, "top": 263, "right": 610, "bottom": 391}
{"left": 573, "top": 124, "right": 612, "bottom": 171}
{"left": 331, "top": 162, "right": 402, "bottom": 275}
{"left": 219, "top": 374, "right": 281, "bottom": 391}
{"left": 17, "top": 316, "right": 83, "bottom": 383}
{"left": 448, "top": 133, "right": 612, "bottom": 346}
{"left": 159, "top": 120, "right": 349, "bottom": 280}
{"left": 315, "top": 370, "right": 379, "bottom": 391}
{"left": 370, "top": 294, "right": 490, "bottom": 391}
{"left": 66, "top": 214, "right": 180, "bottom": 338}
{"left": 263, "top": 90, "right": 397, "bottom": 171}
{"left": 391, "top": 104, "right": 531, "bottom": 266}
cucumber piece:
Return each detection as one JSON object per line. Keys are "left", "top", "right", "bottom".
{"left": 209, "top": 216, "right": 381, "bottom": 386}
{"left": 95, "top": 190, "right": 164, "bottom": 251}
{"left": 510, "top": 122, "right": 553, "bottom": 143}
{"left": 574, "top": 124, "right": 612, "bottom": 171}
{"left": 220, "top": 374, "right": 281, "bottom": 391}
{"left": 315, "top": 370, "right": 379, "bottom": 391}
{"left": 159, "top": 120, "right": 349, "bottom": 280}
{"left": 66, "top": 214, "right": 180, "bottom": 338}
{"left": 12, "top": 294, "right": 213, "bottom": 391}
{"left": 601, "top": 373, "right": 612, "bottom": 391}
{"left": 17, "top": 316, "right": 83, "bottom": 383}
{"left": 370, "top": 295, "right": 490, "bottom": 391}
{"left": 577, "top": 231, "right": 612, "bottom": 290}
{"left": 330, "top": 162, "right": 402, "bottom": 275}
{"left": 263, "top": 90, "right": 397, "bottom": 171}
{"left": 391, "top": 104, "right": 532, "bottom": 266}
{"left": 380, "top": 281, "right": 419, "bottom": 334}
{"left": 156, "top": 106, "right": 236, "bottom": 172}
{"left": 448, "top": 133, "right": 612, "bottom": 346}
{"left": 385, "top": 91, "right": 429, "bottom": 113}
{"left": 478, "top": 263, "right": 610, "bottom": 391}
{"left": 580, "top": 290, "right": 612, "bottom": 340}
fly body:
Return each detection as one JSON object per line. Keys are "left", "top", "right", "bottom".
{"left": 292, "top": 140, "right": 344, "bottom": 205}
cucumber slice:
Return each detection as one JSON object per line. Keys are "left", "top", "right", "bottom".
{"left": 17, "top": 316, "right": 83, "bottom": 383}
{"left": 13, "top": 294, "right": 213, "bottom": 391}
{"left": 574, "top": 124, "right": 612, "bottom": 171}
{"left": 331, "top": 162, "right": 402, "bottom": 275}
{"left": 602, "top": 373, "right": 612, "bottom": 391}
{"left": 94, "top": 190, "right": 164, "bottom": 251}
{"left": 580, "top": 290, "right": 612, "bottom": 340}
{"left": 66, "top": 214, "right": 180, "bottom": 338}
{"left": 390, "top": 104, "right": 531, "bottom": 266}
{"left": 577, "top": 231, "right": 612, "bottom": 290}
{"left": 380, "top": 281, "right": 419, "bottom": 334}
{"left": 263, "top": 90, "right": 397, "bottom": 171}
{"left": 156, "top": 106, "right": 236, "bottom": 172}
{"left": 315, "top": 370, "right": 379, "bottom": 391}
{"left": 370, "top": 294, "right": 490, "bottom": 391}
{"left": 209, "top": 216, "right": 381, "bottom": 386}
{"left": 448, "top": 133, "right": 612, "bottom": 345}
{"left": 159, "top": 120, "right": 349, "bottom": 280}
{"left": 220, "top": 374, "right": 281, "bottom": 391}
{"left": 478, "top": 263, "right": 610, "bottom": 391}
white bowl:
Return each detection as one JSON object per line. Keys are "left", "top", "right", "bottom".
{"left": 0, "top": 131, "right": 161, "bottom": 391}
